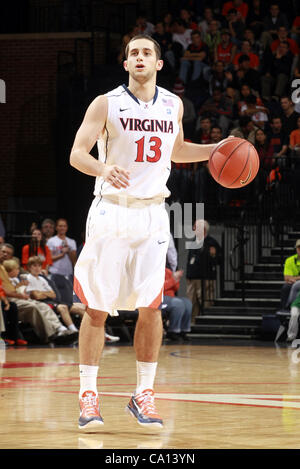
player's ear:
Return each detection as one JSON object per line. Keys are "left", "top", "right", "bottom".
{"left": 123, "top": 60, "right": 128, "bottom": 71}
{"left": 156, "top": 59, "right": 164, "bottom": 71}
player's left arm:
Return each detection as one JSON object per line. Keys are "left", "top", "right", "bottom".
{"left": 171, "top": 99, "right": 217, "bottom": 163}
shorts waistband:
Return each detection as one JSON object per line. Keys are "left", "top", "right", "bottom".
{"left": 100, "top": 194, "right": 165, "bottom": 208}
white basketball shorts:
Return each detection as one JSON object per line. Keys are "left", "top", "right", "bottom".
{"left": 74, "top": 196, "right": 170, "bottom": 315}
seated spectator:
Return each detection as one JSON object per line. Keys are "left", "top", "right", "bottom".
{"left": 204, "top": 19, "right": 221, "bottom": 61}
{"left": 261, "top": 3, "right": 289, "bottom": 49}
{"left": 178, "top": 30, "right": 210, "bottom": 84}
{"left": 2, "top": 259, "right": 29, "bottom": 293}
{"left": 225, "top": 85, "right": 239, "bottom": 121}
{"left": 261, "top": 41, "right": 293, "bottom": 100}
{"left": 198, "top": 87, "right": 233, "bottom": 136}
{"left": 208, "top": 60, "right": 232, "bottom": 95}
{"left": 270, "top": 26, "right": 299, "bottom": 57}
{"left": 231, "top": 54, "right": 260, "bottom": 92}
{"left": 226, "top": 8, "right": 246, "bottom": 45}
{"left": 280, "top": 96, "right": 300, "bottom": 135}
{"left": 243, "top": 27, "right": 263, "bottom": 56}
{"left": 0, "top": 245, "right": 75, "bottom": 345}
{"left": 254, "top": 128, "right": 274, "bottom": 165}
{"left": 47, "top": 218, "right": 77, "bottom": 282}
{"left": 163, "top": 267, "right": 192, "bottom": 342}
{"left": 268, "top": 116, "right": 289, "bottom": 163}
{"left": 215, "top": 29, "right": 237, "bottom": 66}
{"left": 179, "top": 8, "right": 198, "bottom": 31}
{"left": 230, "top": 115, "right": 257, "bottom": 144}
{"left": 222, "top": 0, "right": 249, "bottom": 22}
{"left": 172, "top": 82, "right": 196, "bottom": 139}
{"left": 22, "top": 228, "right": 52, "bottom": 274}
{"left": 172, "top": 18, "right": 192, "bottom": 61}
{"left": 289, "top": 115, "right": 300, "bottom": 156}
{"left": 194, "top": 116, "right": 212, "bottom": 142}
{"left": 1, "top": 242, "right": 26, "bottom": 274}
{"left": 232, "top": 39, "right": 260, "bottom": 70}
{"left": 152, "top": 21, "right": 175, "bottom": 70}
{"left": 198, "top": 7, "right": 215, "bottom": 39}
{"left": 0, "top": 277, "right": 27, "bottom": 346}
{"left": 210, "top": 125, "right": 223, "bottom": 143}
{"left": 41, "top": 218, "right": 55, "bottom": 242}
{"left": 186, "top": 219, "right": 221, "bottom": 322}
{"left": 240, "top": 94, "right": 269, "bottom": 129}
{"left": 280, "top": 240, "right": 300, "bottom": 316}
{"left": 237, "top": 83, "right": 263, "bottom": 116}
{"left": 25, "top": 256, "right": 79, "bottom": 336}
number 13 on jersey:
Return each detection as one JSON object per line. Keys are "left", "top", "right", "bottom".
{"left": 135, "top": 136, "right": 162, "bottom": 163}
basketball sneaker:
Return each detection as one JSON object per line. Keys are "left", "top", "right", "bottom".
{"left": 126, "top": 389, "right": 163, "bottom": 429}
{"left": 78, "top": 390, "right": 104, "bottom": 432}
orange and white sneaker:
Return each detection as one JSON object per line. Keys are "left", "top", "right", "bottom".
{"left": 126, "top": 389, "right": 163, "bottom": 429}
{"left": 78, "top": 390, "right": 104, "bottom": 432}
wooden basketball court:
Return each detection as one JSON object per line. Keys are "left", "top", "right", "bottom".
{"left": 1, "top": 341, "right": 300, "bottom": 449}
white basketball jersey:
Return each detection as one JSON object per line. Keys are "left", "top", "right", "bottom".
{"left": 94, "top": 84, "right": 180, "bottom": 199}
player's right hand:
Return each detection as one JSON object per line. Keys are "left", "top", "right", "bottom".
{"left": 102, "top": 164, "right": 130, "bottom": 189}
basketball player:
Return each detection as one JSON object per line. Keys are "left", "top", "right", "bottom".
{"left": 70, "top": 35, "right": 218, "bottom": 432}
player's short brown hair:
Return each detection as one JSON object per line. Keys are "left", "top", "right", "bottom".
{"left": 125, "top": 34, "right": 161, "bottom": 60}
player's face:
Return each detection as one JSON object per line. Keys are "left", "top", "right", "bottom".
{"left": 124, "top": 39, "right": 163, "bottom": 82}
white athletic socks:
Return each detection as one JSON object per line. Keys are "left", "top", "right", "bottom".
{"left": 79, "top": 365, "right": 99, "bottom": 397}
{"left": 79, "top": 362, "right": 158, "bottom": 399}
{"left": 135, "top": 361, "right": 158, "bottom": 395}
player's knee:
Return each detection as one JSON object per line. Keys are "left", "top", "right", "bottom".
{"left": 86, "top": 308, "right": 107, "bottom": 327}
{"left": 138, "top": 307, "right": 162, "bottom": 323}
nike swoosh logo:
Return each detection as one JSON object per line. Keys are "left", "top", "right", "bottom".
{"left": 240, "top": 161, "right": 252, "bottom": 185}
{"left": 120, "top": 108, "right": 130, "bottom": 112}
{"left": 158, "top": 240, "right": 167, "bottom": 244}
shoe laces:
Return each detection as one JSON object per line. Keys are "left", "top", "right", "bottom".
{"left": 80, "top": 391, "right": 99, "bottom": 418}
{"left": 135, "top": 389, "right": 158, "bottom": 416}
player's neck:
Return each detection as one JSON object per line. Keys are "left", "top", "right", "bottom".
{"left": 127, "top": 78, "right": 157, "bottom": 103}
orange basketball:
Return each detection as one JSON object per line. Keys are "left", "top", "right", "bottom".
{"left": 208, "top": 137, "right": 260, "bottom": 189}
